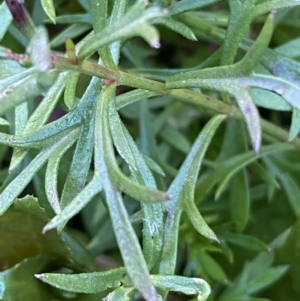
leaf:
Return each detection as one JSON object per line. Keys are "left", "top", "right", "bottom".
{"left": 289, "top": 108, "right": 300, "bottom": 141}
{"left": 160, "top": 115, "right": 225, "bottom": 276}
{"left": 151, "top": 275, "right": 211, "bottom": 301}
{"left": 41, "top": 0, "right": 56, "bottom": 24}
{"left": 219, "top": 251, "right": 288, "bottom": 301}
{"left": 222, "top": 233, "right": 268, "bottom": 252}
{"left": 195, "top": 143, "right": 291, "bottom": 202}
{"left": 0, "top": 256, "right": 54, "bottom": 301}
{"left": 64, "top": 71, "right": 80, "bottom": 109}
{"left": 43, "top": 179, "right": 102, "bottom": 232}
{"left": 245, "top": 266, "right": 289, "bottom": 295}
{"left": 0, "top": 196, "right": 71, "bottom": 269}
{"left": 104, "top": 287, "right": 134, "bottom": 301}
{"left": 276, "top": 217, "right": 300, "bottom": 293}
{"left": 50, "top": 23, "right": 91, "bottom": 48}
{"left": 36, "top": 268, "right": 127, "bottom": 293}
{"left": 9, "top": 72, "right": 67, "bottom": 172}
{"left": 160, "top": 124, "right": 191, "bottom": 154}
{"left": 45, "top": 134, "right": 77, "bottom": 214}
{"left": 60, "top": 118, "right": 95, "bottom": 210}
{"left": 0, "top": 128, "right": 79, "bottom": 215}
{"left": 0, "top": 2, "right": 12, "bottom": 41}
{"left": 97, "top": 85, "right": 158, "bottom": 301}
{"left": 169, "top": 0, "right": 221, "bottom": 15}
{"left": 78, "top": 2, "right": 166, "bottom": 60}
{"left": 198, "top": 250, "right": 227, "bottom": 282}
{"left": 251, "top": 88, "right": 291, "bottom": 111}
{"left": 153, "top": 17, "right": 197, "bottom": 40}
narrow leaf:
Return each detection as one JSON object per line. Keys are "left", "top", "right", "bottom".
{"left": 289, "top": 108, "right": 300, "bottom": 141}
{"left": 36, "top": 268, "right": 127, "bottom": 293}
{"left": 152, "top": 275, "right": 211, "bottom": 301}
{"left": 0, "top": 1, "right": 12, "bottom": 41}
{"left": 0, "top": 129, "right": 79, "bottom": 215}
{"left": 41, "top": 0, "right": 56, "bottom": 24}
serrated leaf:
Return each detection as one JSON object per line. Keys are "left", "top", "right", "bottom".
{"left": 41, "top": 0, "right": 56, "bottom": 24}
{"left": 36, "top": 268, "right": 127, "bottom": 293}
{"left": 152, "top": 275, "right": 211, "bottom": 301}
{"left": 0, "top": 196, "right": 71, "bottom": 269}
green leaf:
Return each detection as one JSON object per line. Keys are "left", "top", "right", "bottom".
{"left": 153, "top": 17, "right": 197, "bottom": 40}
{"left": 43, "top": 179, "right": 102, "bottom": 231}
{"left": 276, "top": 217, "right": 300, "bottom": 293}
{"left": 41, "top": 0, "right": 56, "bottom": 24}
{"left": 64, "top": 71, "right": 80, "bottom": 109}
{"left": 0, "top": 196, "right": 71, "bottom": 268}
{"left": 169, "top": 0, "right": 221, "bottom": 15}
{"left": 160, "top": 124, "right": 191, "bottom": 154}
{"left": 60, "top": 119, "right": 95, "bottom": 210}
{"left": 195, "top": 143, "right": 291, "bottom": 202}
{"left": 222, "top": 233, "right": 268, "bottom": 252}
{"left": 160, "top": 115, "right": 225, "bottom": 276}
{"left": 0, "top": 128, "right": 79, "bottom": 215}
{"left": 289, "top": 108, "right": 300, "bottom": 141}
{"left": 36, "top": 268, "right": 127, "bottom": 293}
{"left": 251, "top": 88, "right": 292, "bottom": 111}
{"left": 0, "top": 2, "right": 12, "bottom": 41}
{"left": 45, "top": 133, "right": 77, "bottom": 214}
{"left": 79, "top": 2, "right": 166, "bottom": 60}
{"left": 245, "top": 266, "right": 289, "bottom": 295}
{"left": 50, "top": 23, "right": 91, "bottom": 48}
{"left": 198, "top": 250, "right": 227, "bottom": 282}
{"left": 96, "top": 85, "right": 158, "bottom": 301}
{"left": 0, "top": 256, "right": 54, "bottom": 301}
{"left": 219, "top": 251, "right": 288, "bottom": 301}
{"left": 9, "top": 72, "right": 67, "bottom": 171}
{"left": 105, "top": 287, "right": 135, "bottom": 301}
{"left": 152, "top": 275, "right": 211, "bottom": 301}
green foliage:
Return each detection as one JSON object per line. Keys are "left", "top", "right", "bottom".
{"left": 0, "top": 0, "right": 300, "bottom": 300}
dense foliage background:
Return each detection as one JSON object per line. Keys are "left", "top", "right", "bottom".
{"left": 0, "top": 0, "right": 300, "bottom": 300}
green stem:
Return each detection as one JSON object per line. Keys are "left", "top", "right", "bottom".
{"left": 53, "top": 55, "right": 300, "bottom": 150}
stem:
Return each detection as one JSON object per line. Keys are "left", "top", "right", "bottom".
{"left": 53, "top": 55, "right": 300, "bottom": 150}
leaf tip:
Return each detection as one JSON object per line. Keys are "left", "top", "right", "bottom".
{"left": 35, "top": 273, "right": 44, "bottom": 280}
{"left": 167, "top": 193, "right": 175, "bottom": 200}
{"left": 151, "top": 40, "right": 161, "bottom": 49}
